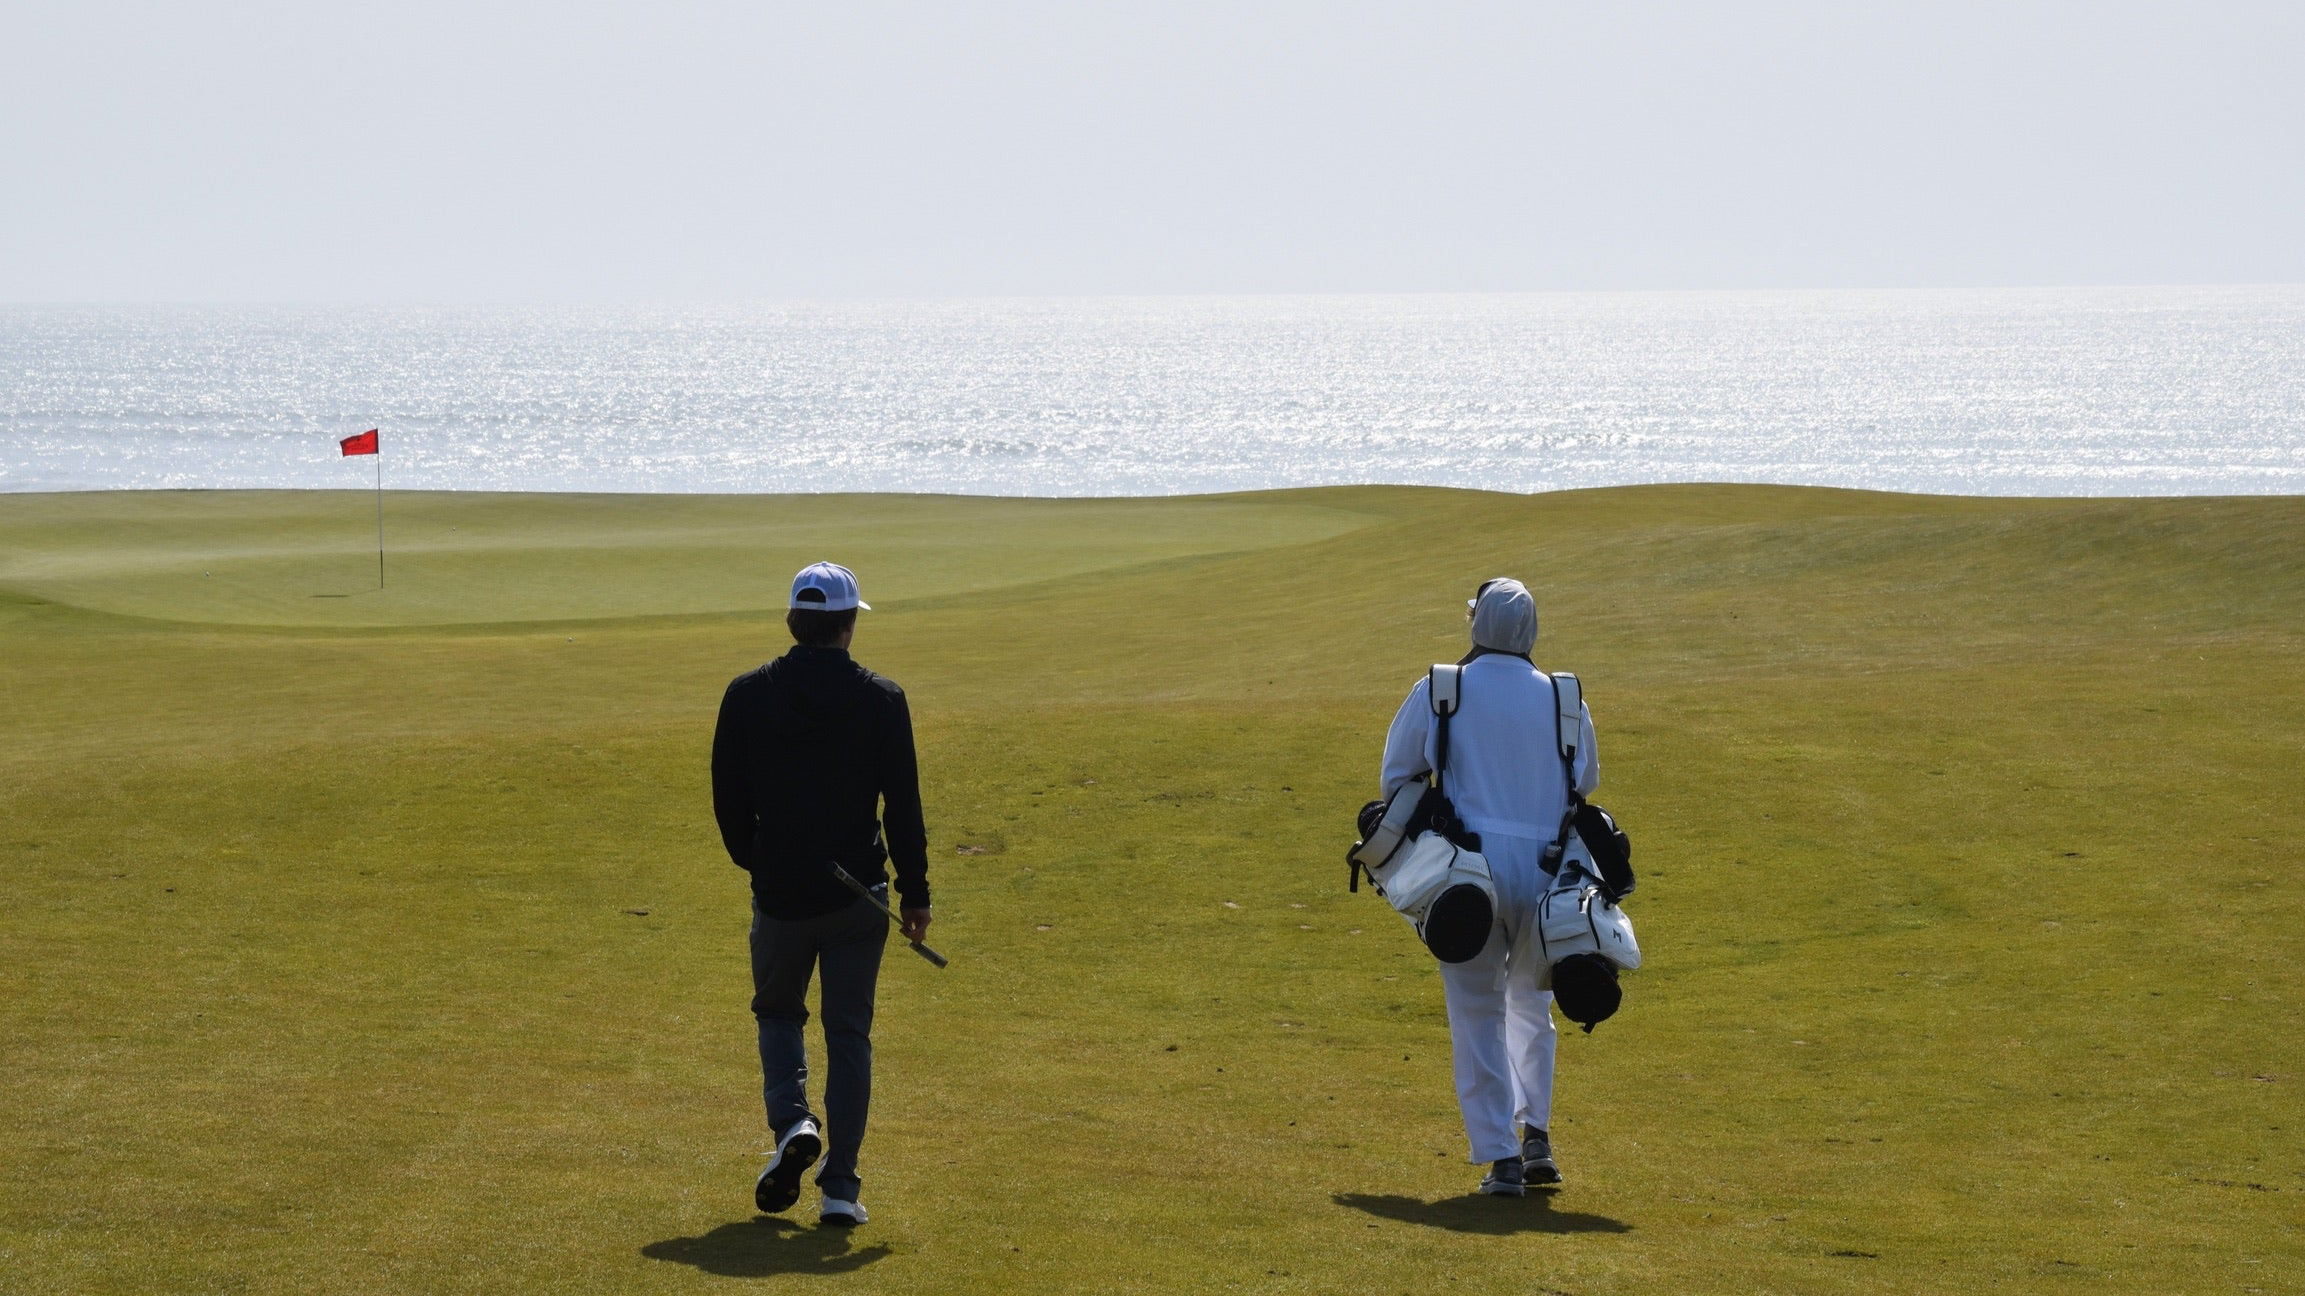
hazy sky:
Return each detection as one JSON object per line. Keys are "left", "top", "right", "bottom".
{"left": 3, "top": 1, "right": 2299, "bottom": 301}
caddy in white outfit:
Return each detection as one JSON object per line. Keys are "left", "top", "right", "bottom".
{"left": 1379, "top": 579, "right": 1598, "bottom": 1190}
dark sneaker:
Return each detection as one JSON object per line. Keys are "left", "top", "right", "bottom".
{"left": 1521, "top": 1127, "right": 1562, "bottom": 1186}
{"left": 755, "top": 1118, "right": 822, "bottom": 1213}
{"left": 1478, "top": 1157, "right": 1526, "bottom": 1197}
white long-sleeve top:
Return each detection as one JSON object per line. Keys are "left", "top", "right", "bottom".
{"left": 1380, "top": 654, "right": 1599, "bottom": 846}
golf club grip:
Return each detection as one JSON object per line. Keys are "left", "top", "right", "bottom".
{"left": 909, "top": 940, "right": 949, "bottom": 969}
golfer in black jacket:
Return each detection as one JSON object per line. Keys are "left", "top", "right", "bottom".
{"left": 711, "top": 561, "right": 931, "bottom": 1228}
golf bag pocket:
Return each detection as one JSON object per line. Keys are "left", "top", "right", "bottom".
{"left": 1362, "top": 830, "right": 1497, "bottom": 965}
{"left": 1531, "top": 883, "right": 1641, "bottom": 989}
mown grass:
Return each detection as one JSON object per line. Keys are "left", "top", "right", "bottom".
{"left": 1, "top": 485, "right": 2299, "bottom": 1295}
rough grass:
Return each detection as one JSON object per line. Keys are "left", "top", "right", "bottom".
{"left": 1, "top": 484, "right": 2299, "bottom": 1295}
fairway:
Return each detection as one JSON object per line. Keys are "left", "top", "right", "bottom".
{"left": 3, "top": 484, "right": 2300, "bottom": 1295}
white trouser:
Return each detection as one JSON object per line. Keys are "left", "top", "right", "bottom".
{"left": 1435, "top": 832, "right": 1556, "bottom": 1163}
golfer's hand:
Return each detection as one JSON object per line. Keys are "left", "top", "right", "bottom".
{"left": 899, "top": 907, "right": 932, "bottom": 943}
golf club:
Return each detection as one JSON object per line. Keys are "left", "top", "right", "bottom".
{"left": 832, "top": 865, "right": 949, "bottom": 968}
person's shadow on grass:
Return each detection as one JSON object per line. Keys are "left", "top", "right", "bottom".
{"left": 1334, "top": 1190, "right": 1631, "bottom": 1236}
{"left": 642, "top": 1217, "right": 891, "bottom": 1277}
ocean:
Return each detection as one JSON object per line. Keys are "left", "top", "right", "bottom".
{"left": 4, "top": 287, "right": 2301, "bottom": 497}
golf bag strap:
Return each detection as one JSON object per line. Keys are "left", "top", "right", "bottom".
{"left": 1429, "top": 664, "right": 1461, "bottom": 795}
{"left": 1553, "top": 673, "right": 1582, "bottom": 769}
{"left": 1542, "top": 672, "right": 1583, "bottom": 876}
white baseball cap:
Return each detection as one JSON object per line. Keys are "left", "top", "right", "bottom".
{"left": 789, "top": 561, "right": 871, "bottom": 612}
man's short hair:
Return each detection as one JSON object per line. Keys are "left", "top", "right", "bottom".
{"left": 786, "top": 607, "right": 858, "bottom": 647}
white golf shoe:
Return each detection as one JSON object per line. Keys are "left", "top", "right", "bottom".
{"left": 818, "top": 1195, "right": 868, "bottom": 1228}
{"left": 754, "top": 1118, "right": 822, "bottom": 1213}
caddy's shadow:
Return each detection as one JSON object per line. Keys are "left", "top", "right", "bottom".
{"left": 642, "top": 1217, "right": 891, "bottom": 1277}
{"left": 1334, "top": 1190, "right": 1632, "bottom": 1236}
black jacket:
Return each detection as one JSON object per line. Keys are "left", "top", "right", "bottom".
{"left": 711, "top": 644, "right": 930, "bottom": 919}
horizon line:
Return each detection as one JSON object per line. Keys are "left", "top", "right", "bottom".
{"left": 6, "top": 281, "right": 2305, "bottom": 311}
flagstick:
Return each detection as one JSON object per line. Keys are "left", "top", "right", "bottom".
{"left": 374, "top": 445, "right": 385, "bottom": 589}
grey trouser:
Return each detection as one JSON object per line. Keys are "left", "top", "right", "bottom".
{"left": 750, "top": 892, "right": 888, "bottom": 1202}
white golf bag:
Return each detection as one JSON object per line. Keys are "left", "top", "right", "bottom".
{"left": 1531, "top": 669, "right": 1641, "bottom": 986}
{"left": 1531, "top": 876, "right": 1643, "bottom": 989}
{"left": 1348, "top": 664, "right": 1498, "bottom": 964}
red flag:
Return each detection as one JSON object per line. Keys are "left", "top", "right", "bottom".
{"left": 340, "top": 429, "right": 379, "bottom": 456}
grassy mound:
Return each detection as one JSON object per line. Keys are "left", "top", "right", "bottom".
{"left": 2, "top": 484, "right": 2299, "bottom": 1294}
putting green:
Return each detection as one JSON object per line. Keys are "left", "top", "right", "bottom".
{"left": 2, "top": 484, "right": 2299, "bottom": 1295}
{"left": 0, "top": 490, "right": 1376, "bottom": 627}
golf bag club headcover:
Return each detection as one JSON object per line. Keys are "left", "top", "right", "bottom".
{"left": 1357, "top": 798, "right": 1389, "bottom": 844}
{"left": 1550, "top": 952, "right": 1622, "bottom": 1033}
{"left": 1572, "top": 802, "right": 1635, "bottom": 901}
